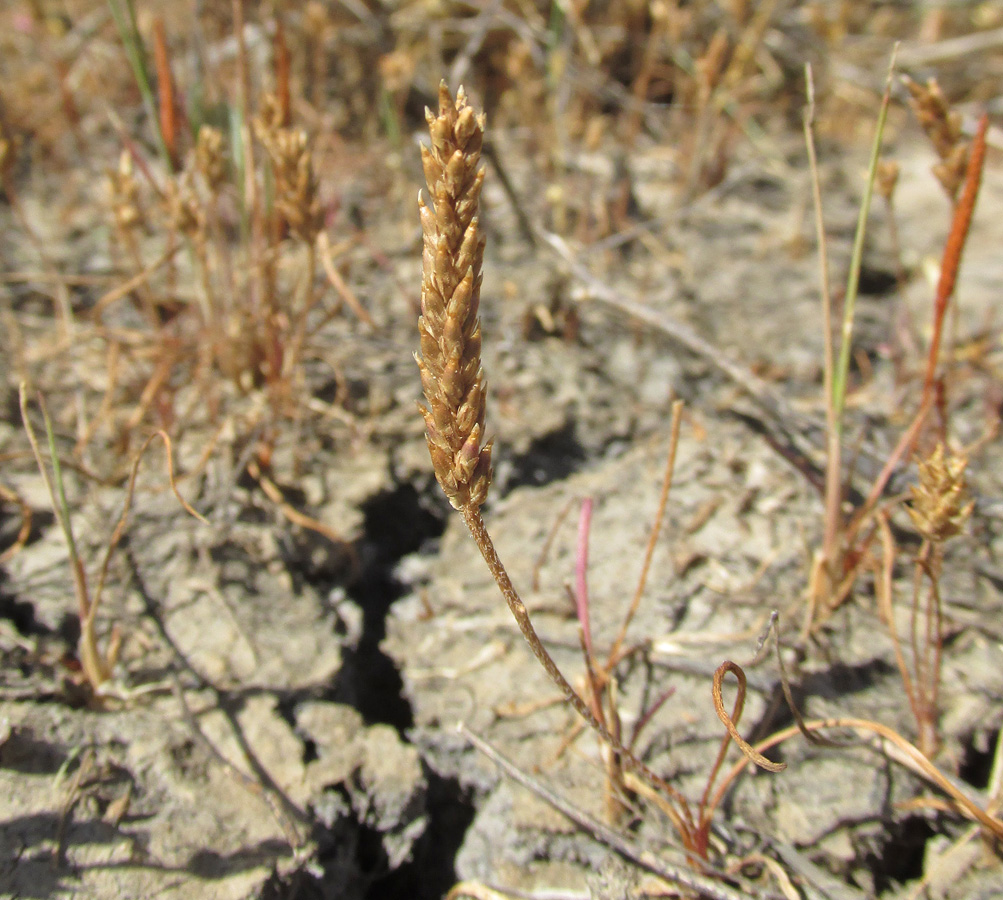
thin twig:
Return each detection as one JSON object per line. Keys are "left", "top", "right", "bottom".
{"left": 540, "top": 229, "right": 785, "bottom": 421}
{"left": 715, "top": 717, "right": 1003, "bottom": 841}
{"left": 317, "top": 230, "right": 375, "bottom": 327}
{"left": 169, "top": 675, "right": 303, "bottom": 849}
{"left": 804, "top": 64, "right": 841, "bottom": 583}
{"left": 607, "top": 399, "right": 684, "bottom": 666}
{"left": 712, "top": 661, "right": 786, "bottom": 773}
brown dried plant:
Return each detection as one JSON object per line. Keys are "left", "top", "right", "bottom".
{"left": 19, "top": 384, "right": 203, "bottom": 702}
{"left": 417, "top": 79, "right": 624, "bottom": 757}
{"left": 904, "top": 76, "right": 969, "bottom": 202}
{"left": 162, "top": 172, "right": 205, "bottom": 242}
{"left": 255, "top": 116, "right": 324, "bottom": 245}
{"left": 416, "top": 83, "right": 782, "bottom": 867}
{"left": 195, "top": 125, "right": 227, "bottom": 193}
{"left": 875, "top": 443, "right": 974, "bottom": 756}
{"left": 416, "top": 83, "right": 492, "bottom": 514}
{"left": 106, "top": 150, "right": 160, "bottom": 328}
{"left": 83, "top": 15, "right": 369, "bottom": 553}
{"left": 907, "top": 443, "right": 974, "bottom": 544}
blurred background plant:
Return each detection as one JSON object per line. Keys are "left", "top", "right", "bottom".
{"left": 2, "top": 0, "right": 998, "bottom": 483}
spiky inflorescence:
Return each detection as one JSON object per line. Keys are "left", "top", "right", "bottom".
{"left": 907, "top": 443, "right": 973, "bottom": 544}
{"left": 904, "top": 76, "right": 968, "bottom": 201}
{"left": 256, "top": 112, "right": 323, "bottom": 243}
{"left": 416, "top": 82, "right": 492, "bottom": 511}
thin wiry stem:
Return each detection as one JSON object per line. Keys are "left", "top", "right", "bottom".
{"left": 461, "top": 505, "right": 696, "bottom": 841}
{"left": 607, "top": 399, "right": 683, "bottom": 667}
{"left": 831, "top": 49, "right": 896, "bottom": 430}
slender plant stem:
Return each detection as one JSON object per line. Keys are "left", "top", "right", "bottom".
{"left": 803, "top": 65, "right": 842, "bottom": 589}
{"left": 459, "top": 723, "right": 769, "bottom": 900}
{"left": 460, "top": 504, "right": 697, "bottom": 840}
{"left": 19, "top": 384, "right": 109, "bottom": 689}
{"left": 875, "top": 515, "right": 919, "bottom": 720}
{"left": 462, "top": 505, "right": 616, "bottom": 737}
{"left": 831, "top": 49, "right": 897, "bottom": 430}
{"left": 607, "top": 399, "right": 684, "bottom": 667}
{"left": 712, "top": 716, "right": 1003, "bottom": 841}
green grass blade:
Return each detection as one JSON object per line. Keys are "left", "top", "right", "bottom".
{"left": 106, "top": 0, "right": 173, "bottom": 171}
{"left": 831, "top": 50, "right": 898, "bottom": 431}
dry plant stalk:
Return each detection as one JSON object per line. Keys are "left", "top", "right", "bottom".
{"left": 20, "top": 383, "right": 204, "bottom": 701}
{"left": 416, "top": 83, "right": 779, "bottom": 862}
{"left": 255, "top": 114, "right": 323, "bottom": 244}
{"left": 888, "top": 442, "right": 973, "bottom": 755}
{"left": 416, "top": 81, "right": 619, "bottom": 755}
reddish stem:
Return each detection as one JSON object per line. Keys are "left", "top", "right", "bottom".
{"left": 922, "top": 113, "right": 988, "bottom": 399}
{"left": 274, "top": 20, "right": 291, "bottom": 127}
{"left": 574, "top": 497, "right": 594, "bottom": 660}
{"left": 152, "top": 18, "right": 179, "bottom": 171}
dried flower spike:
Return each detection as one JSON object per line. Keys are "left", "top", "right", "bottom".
{"left": 195, "top": 126, "right": 227, "bottom": 192}
{"left": 256, "top": 118, "right": 323, "bottom": 243}
{"left": 412, "top": 83, "right": 754, "bottom": 815}
{"left": 163, "top": 172, "right": 204, "bottom": 240}
{"left": 416, "top": 82, "right": 492, "bottom": 511}
{"left": 108, "top": 150, "right": 141, "bottom": 232}
{"left": 904, "top": 76, "right": 969, "bottom": 200}
{"left": 907, "top": 443, "right": 973, "bottom": 543}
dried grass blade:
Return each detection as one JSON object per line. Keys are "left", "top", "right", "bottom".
{"left": 712, "top": 661, "right": 786, "bottom": 772}
{"left": 246, "top": 458, "right": 352, "bottom": 554}
{"left": 90, "top": 245, "right": 182, "bottom": 321}
{"left": 318, "top": 231, "right": 375, "bottom": 327}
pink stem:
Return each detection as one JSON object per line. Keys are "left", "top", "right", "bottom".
{"left": 575, "top": 497, "right": 594, "bottom": 659}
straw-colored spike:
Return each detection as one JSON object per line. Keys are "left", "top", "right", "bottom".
{"left": 416, "top": 82, "right": 492, "bottom": 511}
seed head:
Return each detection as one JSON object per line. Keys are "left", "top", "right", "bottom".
{"left": 195, "top": 126, "right": 227, "bottom": 193}
{"left": 904, "top": 76, "right": 968, "bottom": 200}
{"left": 163, "top": 172, "right": 204, "bottom": 240}
{"left": 416, "top": 82, "right": 492, "bottom": 511}
{"left": 256, "top": 115, "right": 323, "bottom": 243}
{"left": 907, "top": 443, "right": 973, "bottom": 543}
{"left": 108, "top": 150, "right": 142, "bottom": 232}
